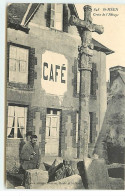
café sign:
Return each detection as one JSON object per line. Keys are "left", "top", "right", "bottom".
{"left": 41, "top": 50, "right": 67, "bottom": 95}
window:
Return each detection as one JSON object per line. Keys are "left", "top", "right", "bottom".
{"left": 7, "top": 105, "right": 27, "bottom": 139}
{"left": 9, "top": 45, "right": 29, "bottom": 84}
{"left": 50, "top": 4, "right": 63, "bottom": 31}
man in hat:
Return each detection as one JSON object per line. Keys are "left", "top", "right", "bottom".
{"left": 20, "top": 135, "right": 41, "bottom": 170}
{"left": 26, "top": 131, "right": 33, "bottom": 142}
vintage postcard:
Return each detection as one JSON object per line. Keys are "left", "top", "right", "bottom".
{"left": 5, "top": 3, "right": 125, "bottom": 190}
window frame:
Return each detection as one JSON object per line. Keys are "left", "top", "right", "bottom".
{"left": 8, "top": 43, "right": 30, "bottom": 84}
{"left": 7, "top": 104, "right": 28, "bottom": 139}
{"left": 50, "top": 3, "right": 63, "bottom": 31}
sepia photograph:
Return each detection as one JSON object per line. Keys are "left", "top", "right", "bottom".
{"left": 5, "top": 2, "right": 125, "bottom": 190}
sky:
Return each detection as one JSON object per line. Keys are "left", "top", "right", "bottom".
{"left": 75, "top": 4, "right": 125, "bottom": 81}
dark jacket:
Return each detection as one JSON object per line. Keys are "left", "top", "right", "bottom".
{"left": 20, "top": 141, "right": 40, "bottom": 170}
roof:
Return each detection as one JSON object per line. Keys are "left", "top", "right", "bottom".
{"left": 110, "top": 65, "right": 125, "bottom": 71}
{"left": 7, "top": 3, "right": 40, "bottom": 33}
{"left": 7, "top": 3, "right": 114, "bottom": 55}
{"left": 92, "top": 39, "right": 114, "bottom": 55}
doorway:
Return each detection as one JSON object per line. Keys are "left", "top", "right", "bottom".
{"left": 45, "top": 109, "right": 60, "bottom": 156}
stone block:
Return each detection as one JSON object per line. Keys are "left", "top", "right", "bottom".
{"left": 83, "top": 158, "right": 111, "bottom": 189}
{"left": 25, "top": 169, "right": 48, "bottom": 189}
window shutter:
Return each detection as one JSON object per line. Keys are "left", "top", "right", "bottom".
{"left": 91, "top": 63, "right": 97, "bottom": 96}
{"left": 9, "top": 45, "right": 29, "bottom": 84}
{"left": 63, "top": 4, "right": 68, "bottom": 33}
{"left": 46, "top": 4, "right": 51, "bottom": 27}
{"left": 7, "top": 42, "right": 10, "bottom": 82}
{"left": 90, "top": 112, "right": 96, "bottom": 143}
{"left": 72, "top": 57, "right": 78, "bottom": 96}
{"left": 55, "top": 4, "right": 63, "bottom": 31}
{"left": 28, "top": 48, "right": 35, "bottom": 87}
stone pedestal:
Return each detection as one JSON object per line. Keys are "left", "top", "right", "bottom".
{"left": 25, "top": 169, "right": 48, "bottom": 189}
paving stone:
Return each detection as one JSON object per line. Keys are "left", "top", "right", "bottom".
{"left": 83, "top": 158, "right": 111, "bottom": 189}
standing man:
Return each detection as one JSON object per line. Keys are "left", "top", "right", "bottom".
{"left": 21, "top": 135, "right": 41, "bottom": 170}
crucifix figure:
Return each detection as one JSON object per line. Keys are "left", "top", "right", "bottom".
{"left": 70, "top": 5, "right": 104, "bottom": 158}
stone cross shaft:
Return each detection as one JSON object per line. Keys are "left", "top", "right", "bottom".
{"left": 69, "top": 5, "right": 104, "bottom": 158}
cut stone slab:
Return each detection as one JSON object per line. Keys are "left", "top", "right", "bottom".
{"left": 27, "top": 174, "right": 85, "bottom": 189}
{"left": 25, "top": 169, "right": 48, "bottom": 189}
{"left": 83, "top": 158, "right": 111, "bottom": 189}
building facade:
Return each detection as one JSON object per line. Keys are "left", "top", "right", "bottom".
{"left": 6, "top": 3, "right": 113, "bottom": 171}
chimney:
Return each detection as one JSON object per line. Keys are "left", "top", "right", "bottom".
{"left": 109, "top": 66, "right": 125, "bottom": 86}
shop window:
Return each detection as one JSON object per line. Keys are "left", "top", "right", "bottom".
{"left": 50, "top": 4, "right": 63, "bottom": 31}
{"left": 9, "top": 45, "right": 29, "bottom": 84}
{"left": 7, "top": 105, "right": 27, "bottom": 139}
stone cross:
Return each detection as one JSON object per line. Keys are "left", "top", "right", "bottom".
{"left": 70, "top": 5, "right": 104, "bottom": 158}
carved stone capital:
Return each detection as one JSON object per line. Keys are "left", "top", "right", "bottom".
{"left": 80, "top": 46, "right": 93, "bottom": 56}
{"left": 79, "top": 54, "right": 92, "bottom": 71}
